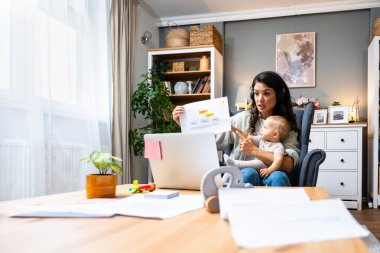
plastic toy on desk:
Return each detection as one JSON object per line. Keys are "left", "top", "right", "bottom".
{"left": 128, "top": 180, "right": 156, "bottom": 194}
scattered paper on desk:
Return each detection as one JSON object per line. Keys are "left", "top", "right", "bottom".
{"left": 180, "top": 97, "right": 230, "bottom": 134}
{"left": 218, "top": 188, "right": 311, "bottom": 220}
{"left": 144, "top": 140, "right": 162, "bottom": 160}
{"left": 10, "top": 194, "right": 203, "bottom": 219}
{"left": 227, "top": 199, "right": 369, "bottom": 249}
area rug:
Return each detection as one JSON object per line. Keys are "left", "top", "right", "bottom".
{"left": 363, "top": 227, "right": 380, "bottom": 253}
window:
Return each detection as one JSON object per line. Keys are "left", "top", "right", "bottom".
{"left": 35, "top": 10, "right": 77, "bottom": 105}
{"left": 0, "top": 0, "right": 11, "bottom": 90}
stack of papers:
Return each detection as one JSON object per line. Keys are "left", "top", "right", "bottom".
{"left": 10, "top": 194, "right": 203, "bottom": 219}
{"left": 219, "top": 188, "right": 369, "bottom": 249}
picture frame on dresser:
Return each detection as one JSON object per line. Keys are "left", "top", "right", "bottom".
{"left": 313, "top": 109, "right": 327, "bottom": 124}
{"left": 328, "top": 106, "right": 349, "bottom": 124}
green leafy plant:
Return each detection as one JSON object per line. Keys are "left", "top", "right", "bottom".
{"left": 81, "top": 151, "right": 123, "bottom": 175}
{"left": 331, "top": 101, "right": 341, "bottom": 106}
{"left": 129, "top": 62, "right": 180, "bottom": 156}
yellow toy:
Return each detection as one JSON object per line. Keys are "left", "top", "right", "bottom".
{"left": 128, "top": 180, "right": 156, "bottom": 194}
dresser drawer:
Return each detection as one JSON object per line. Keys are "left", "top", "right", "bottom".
{"left": 309, "top": 131, "right": 325, "bottom": 149}
{"left": 317, "top": 171, "right": 357, "bottom": 196}
{"left": 319, "top": 151, "right": 358, "bottom": 170}
{"left": 326, "top": 131, "right": 357, "bottom": 150}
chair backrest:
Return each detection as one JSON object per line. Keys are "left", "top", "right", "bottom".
{"left": 288, "top": 103, "right": 314, "bottom": 185}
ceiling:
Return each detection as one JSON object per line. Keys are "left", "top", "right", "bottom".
{"left": 142, "top": 0, "right": 380, "bottom": 27}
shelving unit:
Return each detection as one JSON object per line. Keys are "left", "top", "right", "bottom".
{"left": 368, "top": 36, "right": 380, "bottom": 208}
{"left": 148, "top": 46, "right": 223, "bottom": 106}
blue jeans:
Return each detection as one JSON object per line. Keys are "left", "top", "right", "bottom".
{"left": 241, "top": 168, "right": 290, "bottom": 186}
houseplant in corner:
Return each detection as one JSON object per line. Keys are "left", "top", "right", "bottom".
{"left": 129, "top": 61, "right": 180, "bottom": 156}
{"left": 81, "top": 151, "right": 123, "bottom": 198}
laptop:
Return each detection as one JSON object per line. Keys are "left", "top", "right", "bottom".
{"left": 144, "top": 132, "right": 220, "bottom": 190}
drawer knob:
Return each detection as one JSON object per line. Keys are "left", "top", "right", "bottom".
{"left": 340, "top": 138, "right": 345, "bottom": 142}
{"left": 309, "top": 139, "right": 311, "bottom": 143}
{"left": 340, "top": 159, "right": 344, "bottom": 163}
{"left": 340, "top": 182, "right": 344, "bottom": 186}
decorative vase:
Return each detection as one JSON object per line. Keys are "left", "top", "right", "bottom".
{"left": 86, "top": 174, "right": 116, "bottom": 199}
{"left": 199, "top": 55, "right": 210, "bottom": 71}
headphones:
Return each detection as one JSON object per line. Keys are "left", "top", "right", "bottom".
{"left": 250, "top": 72, "right": 286, "bottom": 102}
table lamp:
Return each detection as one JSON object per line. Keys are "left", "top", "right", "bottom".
{"left": 235, "top": 84, "right": 251, "bottom": 111}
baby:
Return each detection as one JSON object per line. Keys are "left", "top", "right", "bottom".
{"left": 223, "top": 115, "right": 291, "bottom": 179}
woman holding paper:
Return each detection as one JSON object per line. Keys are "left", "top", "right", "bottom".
{"left": 172, "top": 71, "right": 300, "bottom": 186}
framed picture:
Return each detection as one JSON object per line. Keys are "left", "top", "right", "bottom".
{"left": 313, "top": 109, "right": 327, "bottom": 124}
{"left": 328, "top": 106, "right": 349, "bottom": 124}
{"left": 276, "top": 32, "right": 316, "bottom": 88}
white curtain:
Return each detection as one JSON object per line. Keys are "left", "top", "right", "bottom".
{"left": 0, "top": 0, "right": 112, "bottom": 201}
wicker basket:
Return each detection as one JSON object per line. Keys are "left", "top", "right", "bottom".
{"left": 373, "top": 18, "right": 380, "bottom": 37}
{"left": 190, "top": 24, "right": 223, "bottom": 54}
{"left": 165, "top": 22, "right": 189, "bottom": 48}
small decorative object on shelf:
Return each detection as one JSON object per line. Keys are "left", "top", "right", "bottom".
{"left": 199, "top": 55, "right": 210, "bottom": 71}
{"left": 173, "top": 62, "right": 185, "bottom": 72}
{"left": 351, "top": 96, "right": 360, "bottom": 122}
{"left": 174, "top": 81, "right": 188, "bottom": 94}
{"left": 186, "top": 81, "right": 193, "bottom": 94}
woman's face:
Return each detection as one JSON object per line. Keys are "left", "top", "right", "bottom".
{"left": 252, "top": 82, "right": 276, "bottom": 119}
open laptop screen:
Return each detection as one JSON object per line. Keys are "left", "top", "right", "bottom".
{"left": 144, "top": 132, "right": 219, "bottom": 190}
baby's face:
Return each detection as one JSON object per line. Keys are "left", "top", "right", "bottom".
{"left": 261, "top": 118, "right": 278, "bottom": 142}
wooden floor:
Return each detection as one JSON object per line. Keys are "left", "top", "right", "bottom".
{"left": 350, "top": 202, "right": 380, "bottom": 239}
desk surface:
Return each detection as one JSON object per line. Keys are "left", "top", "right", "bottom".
{"left": 0, "top": 186, "right": 368, "bottom": 253}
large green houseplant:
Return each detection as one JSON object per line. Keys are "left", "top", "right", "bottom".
{"left": 129, "top": 62, "right": 180, "bottom": 156}
{"left": 81, "top": 151, "right": 123, "bottom": 198}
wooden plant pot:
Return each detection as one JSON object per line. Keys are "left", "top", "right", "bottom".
{"left": 86, "top": 174, "right": 116, "bottom": 199}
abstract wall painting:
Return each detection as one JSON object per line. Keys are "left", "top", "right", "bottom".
{"left": 276, "top": 32, "right": 316, "bottom": 88}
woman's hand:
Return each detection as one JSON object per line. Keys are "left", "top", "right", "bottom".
{"left": 172, "top": 106, "right": 184, "bottom": 126}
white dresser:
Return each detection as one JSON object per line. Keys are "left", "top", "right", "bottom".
{"left": 309, "top": 123, "right": 366, "bottom": 210}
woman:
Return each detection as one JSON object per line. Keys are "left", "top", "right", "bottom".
{"left": 172, "top": 71, "right": 300, "bottom": 186}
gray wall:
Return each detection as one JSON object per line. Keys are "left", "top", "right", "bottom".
{"left": 131, "top": 3, "right": 160, "bottom": 183}
{"left": 224, "top": 10, "right": 370, "bottom": 116}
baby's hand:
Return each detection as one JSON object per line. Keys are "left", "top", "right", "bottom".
{"left": 259, "top": 168, "right": 273, "bottom": 178}
{"left": 231, "top": 125, "right": 248, "bottom": 140}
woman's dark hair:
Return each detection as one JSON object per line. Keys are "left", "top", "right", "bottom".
{"left": 248, "top": 71, "right": 300, "bottom": 140}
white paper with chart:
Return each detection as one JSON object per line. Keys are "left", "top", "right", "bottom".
{"left": 179, "top": 97, "right": 230, "bottom": 134}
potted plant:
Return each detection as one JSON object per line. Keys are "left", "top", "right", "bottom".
{"left": 129, "top": 61, "right": 180, "bottom": 156}
{"left": 81, "top": 151, "right": 123, "bottom": 199}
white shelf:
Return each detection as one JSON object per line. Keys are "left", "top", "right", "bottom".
{"left": 368, "top": 36, "right": 380, "bottom": 208}
{"left": 147, "top": 46, "right": 223, "bottom": 106}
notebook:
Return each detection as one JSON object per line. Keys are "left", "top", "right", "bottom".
{"left": 144, "top": 132, "right": 220, "bottom": 190}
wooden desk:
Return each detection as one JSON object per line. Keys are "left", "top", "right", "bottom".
{"left": 0, "top": 186, "right": 368, "bottom": 253}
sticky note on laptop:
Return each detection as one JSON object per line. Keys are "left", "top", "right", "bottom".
{"left": 144, "top": 190, "right": 179, "bottom": 199}
{"left": 144, "top": 140, "right": 162, "bottom": 160}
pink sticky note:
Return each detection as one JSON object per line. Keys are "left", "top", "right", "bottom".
{"left": 144, "top": 140, "right": 162, "bottom": 160}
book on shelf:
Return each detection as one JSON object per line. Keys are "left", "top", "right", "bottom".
{"left": 202, "top": 77, "right": 211, "bottom": 93}
{"left": 196, "top": 75, "right": 209, "bottom": 94}
{"left": 192, "top": 78, "right": 202, "bottom": 93}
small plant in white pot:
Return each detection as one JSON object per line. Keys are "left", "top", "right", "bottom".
{"left": 81, "top": 151, "right": 123, "bottom": 199}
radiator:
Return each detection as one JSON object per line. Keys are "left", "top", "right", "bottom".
{"left": 0, "top": 141, "right": 103, "bottom": 201}
{"left": 0, "top": 140, "right": 32, "bottom": 201}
